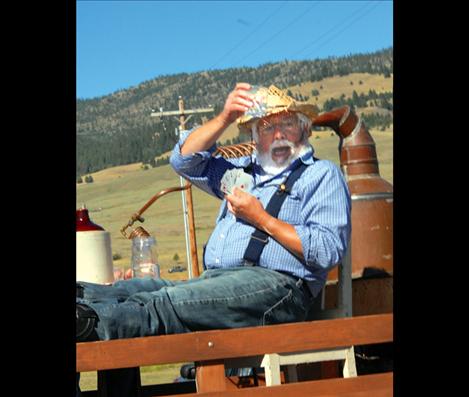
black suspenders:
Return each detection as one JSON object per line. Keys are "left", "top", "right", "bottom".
{"left": 242, "top": 162, "right": 309, "bottom": 265}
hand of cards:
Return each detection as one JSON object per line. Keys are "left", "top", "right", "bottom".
{"left": 220, "top": 168, "right": 254, "bottom": 195}
{"left": 244, "top": 85, "right": 268, "bottom": 119}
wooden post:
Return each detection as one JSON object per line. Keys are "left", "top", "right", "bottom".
{"left": 178, "top": 96, "right": 187, "bottom": 131}
{"left": 177, "top": 97, "right": 199, "bottom": 278}
{"left": 185, "top": 178, "right": 199, "bottom": 277}
{"left": 151, "top": 98, "right": 214, "bottom": 278}
{"left": 196, "top": 360, "right": 226, "bottom": 393}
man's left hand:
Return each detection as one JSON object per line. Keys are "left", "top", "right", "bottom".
{"left": 225, "top": 187, "right": 270, "bottom": 228}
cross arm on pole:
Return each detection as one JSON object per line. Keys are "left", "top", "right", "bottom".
{"left": 150, "top": 107, "right": 214, "bottom": 118}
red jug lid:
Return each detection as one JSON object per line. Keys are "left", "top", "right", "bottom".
{"left": 76, "top": 205, "right": 105, "bottom": 231}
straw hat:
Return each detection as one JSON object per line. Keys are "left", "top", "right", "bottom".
{"left": 237, "top": 85, "right": 320, "bottom": 134}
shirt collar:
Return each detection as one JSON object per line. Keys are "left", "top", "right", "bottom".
{"left": 297, "top": 145, "right": 315, "bottom": 165}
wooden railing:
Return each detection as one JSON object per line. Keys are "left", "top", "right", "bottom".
{"left": 77, "top": 313, "right": 393, "bottom": 396}
{"left": 177, "top": 373, "right": 393, "bottom": 397}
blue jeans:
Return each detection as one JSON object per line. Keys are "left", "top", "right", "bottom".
{"left": 76, "top": 267, "right": 317, "bottom": 396}
{"left": 77, "top": 266, "right": 315, "bottom": 340}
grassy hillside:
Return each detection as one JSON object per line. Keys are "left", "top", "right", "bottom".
{"left": 77, "top": 48, "right": 393, "bottom": 175}
{"left": 221, "top": 72, "right": 392, "bottom": 144}
{"left": 149, "top": 72, "right": 392, "bottom": 161}
{"left": 289, "top": 72, "right": 393, "bottom": 109}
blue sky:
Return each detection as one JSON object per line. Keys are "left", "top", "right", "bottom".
{"left": 77, "top": 0, "right": 393, "bottom": 99}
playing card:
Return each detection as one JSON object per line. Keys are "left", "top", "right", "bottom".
{"left": 245, "top": 86, "right": 268, "bottom": 119}
{"left": 232, "top": 170, "right": 254, "bottom": 193}
{"left": 220, "top": 180, "right": 229, "bottom": 195}
{"left": 220, "top": 168, "right": 253, "bottom": 194}
{"left": 220, "top": 168, "right": 238, "bottom": 194}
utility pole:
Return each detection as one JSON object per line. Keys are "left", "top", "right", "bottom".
{"left": 151, "top": 97, "right": 214, "bottom": 279}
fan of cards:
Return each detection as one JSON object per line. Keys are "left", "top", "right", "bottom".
{"left": 245, "top": 85, "right": 268, "bottom": 119}
{"left": 220, "top": 168, "right": 254, "bottom": 195}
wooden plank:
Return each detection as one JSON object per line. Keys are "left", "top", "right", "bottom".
{"left": 82, "top": 381, "right": 197, "bottom": 397}
{"left": 77, "top": 313, "right": 392, "bottom": 372}
{"left": 196, "top": 360, "right": 226, "bottom": 393}
{"left": 171, "top": 372, "right": 393, "bottom": 397}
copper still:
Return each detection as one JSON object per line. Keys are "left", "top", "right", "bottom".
{"left": 317, "top": 106, "right": 393, "bottom": 315}
{"left": 336, "top": 106, "right": 392, "bottom": 279}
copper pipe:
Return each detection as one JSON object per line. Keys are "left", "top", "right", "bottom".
{"left": 337, "top": 109, "right": 381, "bottom": 179}
{"left": 128, "top": 226, "right": 151, "bottom": 239}
{"left": 121, "top": 142, "right": 258, "bottom": 276}
{"left": 120, "top": 184, "right": 192, "bottom": 239}
{"left": 314, "top": 106, "right": 388, "bottom": 185}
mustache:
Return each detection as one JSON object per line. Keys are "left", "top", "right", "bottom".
{"left": 270, "top": 139, "right": 295, "bottom": 153}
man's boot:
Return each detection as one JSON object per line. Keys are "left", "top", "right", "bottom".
{"left": 76, "top": 303, "right": 99, "bottom": 342}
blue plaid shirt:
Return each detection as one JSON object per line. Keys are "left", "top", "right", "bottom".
{"left": 169, "top": 130, "right": 351, "bottom": 297}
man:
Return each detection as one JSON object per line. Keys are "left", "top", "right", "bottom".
{"left": 76, "top": 82, "right": 353, "bottom": 396}
{"left": 76, "top": 82, "right": 351, "bottom": 341}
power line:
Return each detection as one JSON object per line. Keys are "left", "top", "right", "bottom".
{"left": 233, "top": 1, "right": 320, "bottom": 66}
{"left": 302, "top": 2, "right": 383, "bottom": 59}
{"left": 208, "top": 0, "right": 289, "bottom": 70}
{"left": 292, "top": 1, "right": 375, "bottom": 58}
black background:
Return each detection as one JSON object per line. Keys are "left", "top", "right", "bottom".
{"left": 5, "top": 0, "right": 76, "bottom": 394}
{"left": 4, "top": 0, "right": 455, "bottom": 394}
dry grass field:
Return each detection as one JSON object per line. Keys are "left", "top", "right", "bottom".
{"left": 79, "top": 363, "right": 186, "bottom": 391}
{"left": 76, "top": 126, "right": 392, "bottom": 277}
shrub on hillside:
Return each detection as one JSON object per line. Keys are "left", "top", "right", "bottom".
{"left": 155, "top": 156, "right": 170, "bottom": 167}
{"left": 77, "top": 176, "right": 83, "bottom": 184}
{"left": 84, "top": 175, "right": 94, "bottom": 183}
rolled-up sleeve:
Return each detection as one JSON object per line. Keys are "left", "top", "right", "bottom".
{"left": 169, "top": 129, "right": 233, "bottom": 199}
{"left": 169, "top": 129, "right": 215, "bottom": 173}
{"left": 293, "top": 161, "right": 351, "bottom": 271}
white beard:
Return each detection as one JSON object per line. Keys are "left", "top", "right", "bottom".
{"left": 256, "top": 140, "right": 310, "bottom": 176}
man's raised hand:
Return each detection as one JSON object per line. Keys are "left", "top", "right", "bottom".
{"left": 219, "top": 83, "right": 255, "bottom": 126}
